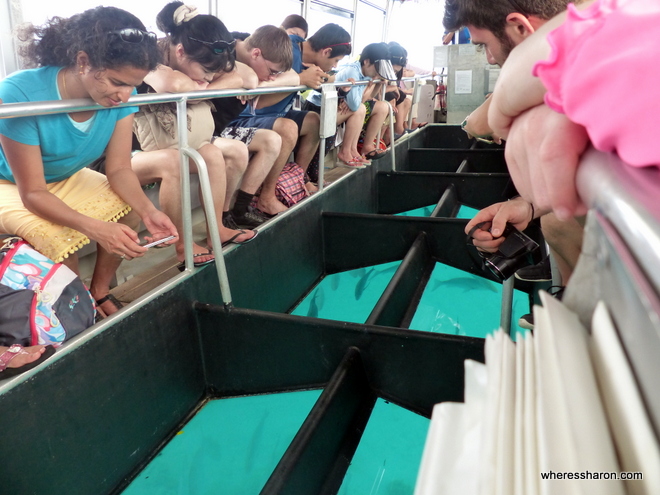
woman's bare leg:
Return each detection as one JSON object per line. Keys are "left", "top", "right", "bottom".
{"left": 88, "top": 210, "right": 140, "bottom": 316}
{"left": 131, "top": 149, "right": 214, "bottom": 264}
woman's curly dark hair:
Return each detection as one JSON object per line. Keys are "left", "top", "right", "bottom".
{"left": 157, "top": 1, "right": 235, "bottom": 73}
{"left": 16, "top": 6, "right": 160, "bottom": 71}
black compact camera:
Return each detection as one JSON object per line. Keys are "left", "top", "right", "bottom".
{"left": 470, "top": 222, "right": 539, "bottom": 281}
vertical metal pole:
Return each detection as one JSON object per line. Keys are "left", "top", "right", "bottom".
{"left": 549, "top": 248, "right": 562, "bottom": 287}
{"left": 184, "top": 149, "right": 233, "bottom": 304}
{"left": 408, "top": 78, "right": 419, "bottom": 129}
{"left": 318, "top": 83, "right": 337, "bottom": 192}
{"left": 383, "top": 0, "right": 394, "bottom": 42}
{"left": 388, "top": 92, "right": 396, "bottom": 171}
{"left": 351, "top": 0, "right": 358, "bottom": 48}
{"left": 176, "top": 100, "right": 233, "bottom": 304}
{"left": 176, "top": 99, "right": 193, "bottom": 271}
{"left": 318, "top": 137, "right": 326, "bottom": 192}
{"left": 501, "top": 276, "right": 515, "bottom": 337}
{"left": 376, "top": 83, "right": 386, "bottom": 145}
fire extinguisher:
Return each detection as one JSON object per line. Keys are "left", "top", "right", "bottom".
{"left": 435, "top": 73, "right": 447, "bottom": 115}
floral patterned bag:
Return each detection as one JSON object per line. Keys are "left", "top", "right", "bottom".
{"left": 0, "top": 237, "right": 95, "bottom": 347}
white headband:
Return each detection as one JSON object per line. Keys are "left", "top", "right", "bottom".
{"left": 173, "top": 5, "right": 199, "bottom": 25}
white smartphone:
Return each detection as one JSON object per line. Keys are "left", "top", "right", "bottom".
{"left": 140, "top": 235, "right": 176, "bottom": 249}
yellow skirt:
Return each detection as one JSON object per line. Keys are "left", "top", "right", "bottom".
{"left": 0, "top": 168, "right": 131, "bottom": 262}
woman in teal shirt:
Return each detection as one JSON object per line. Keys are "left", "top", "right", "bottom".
{"left": 0, "top": 6, "right": 178, "bottom": 319}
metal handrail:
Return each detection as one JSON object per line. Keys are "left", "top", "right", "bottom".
{"left": 577, "top": 147, "right": 660, "bottom": 293}
{"left": 0, "top": 74, "right": 434, "bottom": 307}
{"left": 0, "top": 84, "right": 314, "bottom": 307}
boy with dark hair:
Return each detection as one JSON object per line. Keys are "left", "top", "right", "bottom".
{"left": 305, "top": 23, "right": 352, "bottom": 68}
{"left": 308, "top": 42, "right": 396, "bottom": 162}
{"left": 229, "top": 23, "right": 353, "bottom": 190}
{"left": 298, "top": 24, "right": 365, "bottom": 171}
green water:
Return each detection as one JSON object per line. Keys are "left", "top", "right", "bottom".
{"left": 122, "top": 390, "right": 321, "bottom": 495}
{"left": 294, "top": 203, "right": 526, "bottom": 337}
{"left": 291, "top": 261, "right": 402, "bottom": 323}
{"left": 394, "top": 204, "right": 479, "bottom": 219}
{"left": 292, "top": 260, "right": 526, "bottom": 338}
{"left": 411, "top": 263, "right": 528, "bottom": 338}
{"left": 123, "top": 203, "right": 525, "bottom": 493}
{"left": 338, "top": 398, "right": 429, "bottom": 494}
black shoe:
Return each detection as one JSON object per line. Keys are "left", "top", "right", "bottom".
{"left": 515, "top": 256, "right": 552, "bottom": 282}
{"left": 518, "top": 286, "right": 565, "bottom": 330}
{"left": 222, "top": 211, "right": 240, "bottom": 230}
{"left": 232, "top": 207, "right": 269, "bottom": 229}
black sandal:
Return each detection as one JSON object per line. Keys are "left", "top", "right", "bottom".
{"left": 95, "top": 293, "right": 124, "bottom": 319}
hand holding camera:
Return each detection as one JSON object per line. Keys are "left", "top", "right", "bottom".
{"left": 467, "top": 222, "right": 539, "bottom": 281}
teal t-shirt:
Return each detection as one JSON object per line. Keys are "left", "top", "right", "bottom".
{"left": 0, "top": 66, "right": 137, "bottom": 183}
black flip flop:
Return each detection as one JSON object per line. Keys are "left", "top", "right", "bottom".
{"left": 364, "top": 150, "right": 387, "bottom": 160}
{"left": 221, "top": 229, "right": 259, "bottom": 248}
{"left": 177, "top": 251, "right": 215, "bottom": 272}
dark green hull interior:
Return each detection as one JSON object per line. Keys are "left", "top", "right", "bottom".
{"left": 0, "top": 126, "right": 544, "bottom": 494}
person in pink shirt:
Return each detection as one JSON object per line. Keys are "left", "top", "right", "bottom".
{"left": 489, "top": 0, "right": 657, "bottom": 220}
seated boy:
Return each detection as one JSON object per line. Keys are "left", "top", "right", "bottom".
{"left": 215, "top": 25, "right": 299, "bottom": 215}
{"left": 228, "top": 24, "right": 351, "bottom": 191}
{"left": 307, "top": 42, "right": 397, "bottom": 161}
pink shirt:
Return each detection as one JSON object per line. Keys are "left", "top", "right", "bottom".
{"left": 533, "top": 0, "right": 660, "bottom": 167}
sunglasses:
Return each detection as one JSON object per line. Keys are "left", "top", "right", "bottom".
{"left": 188, "top": 36, "right": 236, "bottom": 54}
{"left": 108, "top": 29, "right": 157, "bottom": 43}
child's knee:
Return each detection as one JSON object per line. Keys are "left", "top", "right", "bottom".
{"left": 274, "top": 118, "right": 299, "bottom": 147}
{"left": 260, "top": 130, "right": 282, "bottom": 153}
{"left": 373, "top": 100, "right": 389, "bottom": 115}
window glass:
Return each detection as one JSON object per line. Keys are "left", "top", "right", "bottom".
{"left": 320, "top": 0, "right": 354, "bottom": 9}
{"left": 18, "top": 0, "right": 303, "bottom": 37}
{"left": 218, "top": 0, "right": 302, "bottom": 34}
{"left": 352, "top": 1, "right": 385, "bottom": 58}
{"left": 364, "top": 0, "right": 388, "bottom": 8}
{"left": 386, "top": 0, "right": 446, "bottom": 71}
{"left": 19, "top": 0, "right": 182, "bottom": 34}
{"left": 306, "top": 4, "right": 353, "bottom": 40}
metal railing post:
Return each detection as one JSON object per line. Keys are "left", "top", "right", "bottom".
{"left": 388, "top": 91, "right": 396, "bottom": 172}
{"left": 176, "top": 99, "right": 232, "bottom": 305}
{"left": 501, "top": 276, "right": 515, "bottom": 337}
{"left": 176, "top": 99, "right": 194, "bottom": 272}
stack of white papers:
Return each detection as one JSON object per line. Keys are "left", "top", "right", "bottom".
{"left": 415, "top": 293, "right": 658, "bottom": 495}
